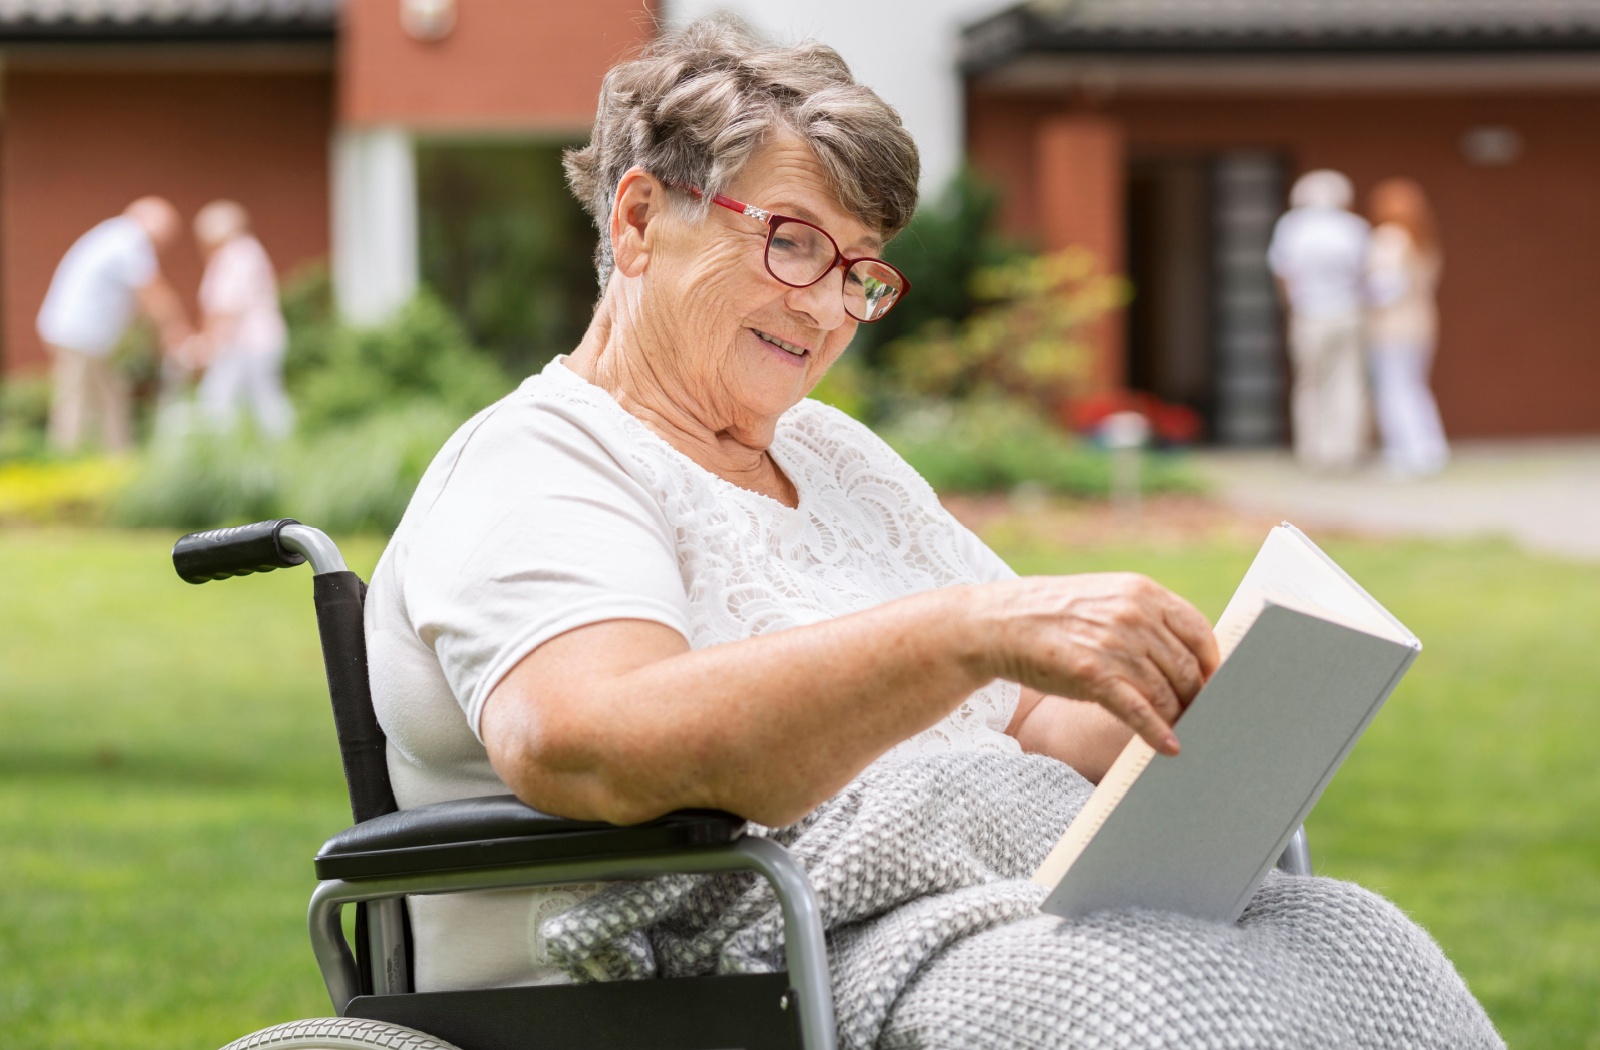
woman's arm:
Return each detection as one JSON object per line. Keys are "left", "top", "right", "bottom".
{"left": 482, "top": 572, "right": 1218, "bottom": 827}
{"left": 1007, "top": 686, "right": 1134, "bottom": 784}
{"left": 185, "top": 306, "right": 243, "bottom": 368}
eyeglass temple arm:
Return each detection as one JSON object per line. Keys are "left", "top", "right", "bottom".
{"left": 681, "top": 184, "right": 773, "bottom": 225}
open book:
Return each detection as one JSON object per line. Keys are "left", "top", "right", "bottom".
{"left": 1033, "top": 523, "right": 1420, "bottom": 923}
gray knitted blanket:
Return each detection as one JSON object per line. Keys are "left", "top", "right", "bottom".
{"left": 542, "top": 752, "right": 1502, "bottom": 1049}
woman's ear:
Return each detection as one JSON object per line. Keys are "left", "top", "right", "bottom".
{"left": 609, "top": 168, "right": 666, "bottom": 280}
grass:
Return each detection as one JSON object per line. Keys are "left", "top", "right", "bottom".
{"left": 0, "top": 529, "right": 384, "bottom": 1048}
{"left": 1, "top": 524, "right": 1596, "bottom": 1047}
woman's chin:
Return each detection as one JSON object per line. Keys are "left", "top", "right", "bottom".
{"left": 733, "top": 335, "right": 813, "bottom": 414}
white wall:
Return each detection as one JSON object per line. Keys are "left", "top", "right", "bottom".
{"left": 331, "top": 126, "right": 419, "bottom": 325}
{"left": 662, "top": 0, "right": 1009, "bottom": 198}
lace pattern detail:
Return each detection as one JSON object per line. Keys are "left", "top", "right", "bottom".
{"left": 540, "top": 378, "right": 1020, "bottom": 762}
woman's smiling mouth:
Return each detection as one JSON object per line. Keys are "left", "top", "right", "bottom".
{"left": 752, "top": 328, "right": 810, "bottom": 357}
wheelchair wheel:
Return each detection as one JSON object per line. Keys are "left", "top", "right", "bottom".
{"left": 219, "top": 1017, "right": 464, "bottom": 1050}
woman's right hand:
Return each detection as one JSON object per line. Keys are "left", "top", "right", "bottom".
{"left": 970, "top": 574, "right": 1222, "bottom": 755}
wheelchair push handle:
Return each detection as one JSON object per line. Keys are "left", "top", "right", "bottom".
{"left": 172, "top": 518, "right": 347, "bottom": 583}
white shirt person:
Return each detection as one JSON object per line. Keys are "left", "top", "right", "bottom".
{"left": 1269, "top": 170, "right": 1373, "bottom": 472}
{"left": 36, "top": 197, "right": 191, "bottom": 451}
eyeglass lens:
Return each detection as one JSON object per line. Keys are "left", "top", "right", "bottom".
{"left": 766, "top": 219, "right": 904, "bottom": 322}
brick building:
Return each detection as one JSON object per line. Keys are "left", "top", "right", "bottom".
{"left": 0, "top": 0, "right": 653, "bottom": 376}
{"left": 6, "top": 0, "right": 1597, "bottom": 444}
{"left": 963, "top": 0, "right": 1600, "bottom": 441}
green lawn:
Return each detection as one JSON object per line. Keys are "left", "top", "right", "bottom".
{"left": 1, "top": 525, "right": 1596, "bottom": 1048}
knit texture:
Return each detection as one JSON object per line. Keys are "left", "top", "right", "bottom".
{"left": 542, "top": 752, "right": 1502, "bottom": 1049}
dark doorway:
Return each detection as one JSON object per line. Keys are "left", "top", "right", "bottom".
{"left": 1126, "top": 152, "right": 1287, "bottom": 445}
{"left": 416, "top": 139, "right": 598, "bottom": 380}
{"left": 1127, "top": 157, "right": 1214, "bottom": 433}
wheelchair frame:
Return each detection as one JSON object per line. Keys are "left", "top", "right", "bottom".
{"left": 174, "top": 517, "right": 1311, "bottom": 1050}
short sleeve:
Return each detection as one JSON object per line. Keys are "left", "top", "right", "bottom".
{"left": 949, "top": 518, "right": 1018, "bottom": 585}
{"left": 119, "top": 225, "right": 158, "bottom": 289}
{"left": 397, "top": 398, "right": 693, "bottom": 740}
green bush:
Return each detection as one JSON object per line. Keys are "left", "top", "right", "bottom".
{"left": 882, "top": 247, "right": 1129, "bottom": 414}
{"left": 879, "top": 397, "right": 1200, "bottom": 498}
{"left": 290, "top": 291, "right": 510, "bottom": 434}
{"left": 281, "top": 402, "right": 466, "bottom": 533}
{"left": 113, "top": 427, "right": 282, "bottom": 529}
{"left": 112, "top": 402, "right": 467, "bottom": 534}
{"left": 113, "top": 278, "right": 513, "bottom": 533}
{"left": 0, "top": 377, "right": 51, "bottom": 461}
{"left": 852, "top": 168, "right": 1026, "bottom": 370}
{"left": 807, "top": 351, "right": 876, "bottom": 422}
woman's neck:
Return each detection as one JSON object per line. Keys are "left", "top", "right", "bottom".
{"left": 565, "top": 292, "right": 799, "bottom": 507}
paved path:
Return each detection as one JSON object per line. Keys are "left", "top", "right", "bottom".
{"left": 1193, "top": 439, "right": 1600, "bottom": 561}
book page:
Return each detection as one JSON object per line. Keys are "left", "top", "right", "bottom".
{"left": 1212, "top": 591, "right": 1269, "bottom": 662}
{"left": 1215, "top": 526, "right": 1412, "bottom": 646}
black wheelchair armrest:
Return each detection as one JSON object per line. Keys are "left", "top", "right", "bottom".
{"left": 314, "top": 794, "right": 746, "bottom": 881}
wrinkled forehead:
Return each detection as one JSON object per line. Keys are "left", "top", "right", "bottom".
{"left": 725, "top": 137, "right": 885, "bottom": 254}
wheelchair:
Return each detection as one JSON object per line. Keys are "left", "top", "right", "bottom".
{"left": 173, "top": 517, "right": 1314, "bottom": 1050}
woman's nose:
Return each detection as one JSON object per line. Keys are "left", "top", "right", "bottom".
{"left": 784, "top": 263, "right": 849, "bottom": 330}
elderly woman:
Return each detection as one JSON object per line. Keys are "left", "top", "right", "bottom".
{"left": 187, "top": 200, "right": 294, "bottom": 438}
{"left": 367, "top": 19, "right": 1499, "bottom": 1048}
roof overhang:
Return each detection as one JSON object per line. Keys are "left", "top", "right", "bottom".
{"left": 0, "top": 1, "right": 337, "bottom": 45}
{"left": 972, "top": 52, "right": 1600, "bottom": 96}
{"left": 964, "top": 3, "right": 1600, "bottom": 95}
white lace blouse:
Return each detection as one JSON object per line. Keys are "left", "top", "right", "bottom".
{"left": 365, "top": 357, "right": 1021, "bottom": 991}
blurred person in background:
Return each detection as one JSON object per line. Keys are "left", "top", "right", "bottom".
{"left": 1366, "top": 178, "right": 1448, "bottom": 477}
{"left": 36, "top": 196, "right": 191, "bottom": 452}
{"left": 185, "top": 200, "right": 294, "bottom": 438}
{"left": 1269, "top": 169, "right": 1371, "bottom": 472}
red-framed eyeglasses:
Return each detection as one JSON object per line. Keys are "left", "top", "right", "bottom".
{"left": 682, "top": 185, "right": 910, "bottom": 323}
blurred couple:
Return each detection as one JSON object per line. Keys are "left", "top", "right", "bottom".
{"left": 1269, "top": 170, "right": 1449, "bottom": 478}
{"left": 36, "top": 196, "right": 293, "bottom": 452}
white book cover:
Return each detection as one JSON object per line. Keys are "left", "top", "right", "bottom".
{"left": 1034, "top": 524, "right": 1421, "bottom": 923}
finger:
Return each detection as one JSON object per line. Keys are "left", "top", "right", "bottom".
{"left": 1117, "top": 646, "right": 1186, "bottom": 724}
{"left": 1160, "top": 596, "right": 1222, "bottom": 679}
{"left": 1101, "top": 677, "right": 1180, "bottom": 756}
{"left": 1143, "top": 624, "right": 1206, "bottom": 708}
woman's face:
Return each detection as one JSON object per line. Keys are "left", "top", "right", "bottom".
{"left": 630, "top": 137, "right": 882, "bottom": 441}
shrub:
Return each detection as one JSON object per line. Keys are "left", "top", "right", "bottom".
{"left": 112, "top": 401, "right": 467, "bottom": 534}
{"left": 807, "top": 351, "right": 875, "bottom": 422}
{"left": 852, "top": 169, "right": 1026, "bottom": 369}
{"left": 114, "top": 279, "right": 514, "bottom": 533}
{"left": 280, "top": 402, "right": 465, "bottom": 533}
{"left": 0, "top": 377, "right": 51, "bottom": 461}
{"left": 883, "top": 247, "right": 1129, "bottom": 414}
{"left": 879, "top": 397, "right": 1201, "bottom": 499}
{"left": 113, "top": 427, "right": 282, "bottom": 529}
{"left": 0, "top": 456, "right": 136, "bottom": 524}
{"left": 290, "top": 291, "right": 511, "bottom": 434}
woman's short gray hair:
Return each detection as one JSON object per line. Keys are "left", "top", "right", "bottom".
{"left": 565, "top": 15, "right": 920, "bottom": 287}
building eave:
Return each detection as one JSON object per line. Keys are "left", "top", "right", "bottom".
{"left": 0, "top": 21, "right": 333, "bottom": 43}
{"left": 970, "top": 51, "right": 1600, "bottom": 97}
{"left": 962, "top": 6, "right": 1600, "bottom": 76}
{"left": 0, "top": 0, "right": 337, "bottom": 43}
